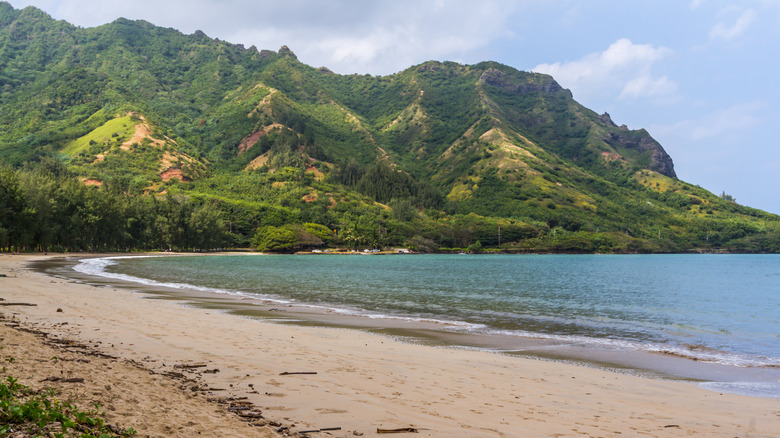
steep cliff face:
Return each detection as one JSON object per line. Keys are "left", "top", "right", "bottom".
{"left": 606, "top": 130, "right": 676, "bottom": 178}
{"left": 478, "top": 68, "right": 566, "bottom": 95}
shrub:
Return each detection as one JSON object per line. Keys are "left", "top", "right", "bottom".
{"left": 467, "top": 240, "right": 483, "bottom": 253}
{"left": 303, "top": 222, "right": 333, "bottom": 242}
{"left": 252, "top": 225, "right": 296, "bottom": 252}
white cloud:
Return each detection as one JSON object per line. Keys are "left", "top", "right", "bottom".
{"left": 532, "top": 38, "right": 675, "bottom": 102}
{"left": 709, "top": 8, "right": 756, "bottom": 42}
{"left": 651, "top": 101, "right": 766, "bottom": 142}
{"left": 619, "top": 75, "right": 677, "bottom": 100}
{"left": 7, "top": 0, "right": 522, "bottom": 75}
{"left": 286, "top": 1, "right": 520, "bottom": 74}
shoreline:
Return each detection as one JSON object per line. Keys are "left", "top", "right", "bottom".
{"left": 2, "top": 253, "right": 778, "bottom": 437}
{"left": 54, "top": 253, "right": 780, "bottom": 392}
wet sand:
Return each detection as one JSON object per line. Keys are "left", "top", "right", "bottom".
{"left": 1, "top": 254, "right": 778, "bottom": 437}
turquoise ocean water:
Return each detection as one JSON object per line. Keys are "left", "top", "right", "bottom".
{"left": 72, "top": 254, "right": 780, "bottom": 398}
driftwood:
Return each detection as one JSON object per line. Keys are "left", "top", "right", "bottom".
{"left": 377, "top": 428, "right": 419, "bottom": 434}
{"left": 279, "top": 371, "right": 317, "bottom": 375}
{"left": 0, "top": 302, "right": 37, "bottom": 306}
{"left": 237, "top": 411, "right": 264, "bottom": 419}
{"left": 41, "top": 377, "right": 85, "bottom": 383}
{"left": 174, "top": 363, "right": 207, "bottom": 369}
{"left": 45, "top": 338, "right": 76, "bottom": 345}
{"left": 207, "top": 396, "right": 248, "bottom": 403}
{"left": 229, "top": 401, "right": 254, "bottom": 407}
{"left": 300, "top": 427, "right": 342, "bottom": 433}
{"left": 45, "top": 357, "right": 90, "bottom": 363}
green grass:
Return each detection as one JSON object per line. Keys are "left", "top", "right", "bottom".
{"left": 0, "top": 374, "right": 136, "bottom": 437}
{"left": 633, "top": 169, "right": 679, "bottom": 192}
{"left": 61, "top": 115, "right": 139, "bottom": 156}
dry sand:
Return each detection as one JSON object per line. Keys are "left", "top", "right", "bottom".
{"left": 1, "top": 254, "right": 778, "bottom": 437}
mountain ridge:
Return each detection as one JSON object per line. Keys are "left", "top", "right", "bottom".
{"left": 1, "top": 2, "right": 778, "bottom": 254}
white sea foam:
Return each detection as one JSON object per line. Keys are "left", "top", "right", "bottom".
{"left": 479, "top": 328, "right": 780, "bottom": 368}
{"left": 698, "top": 381, "right": 780, "bottom": 399}
{"left": 73, "top": 256, "right": 291, "bottom": 304}
{"left": 358, "top": 311, "right": 487, "bottom": 330}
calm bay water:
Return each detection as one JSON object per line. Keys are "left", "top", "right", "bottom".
{"left": 73, "top": 253, "right": 780, "bottom": 397}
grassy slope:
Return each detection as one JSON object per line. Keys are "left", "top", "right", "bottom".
{"left": 61, "top": 114, "right": 139, "bottom": 155}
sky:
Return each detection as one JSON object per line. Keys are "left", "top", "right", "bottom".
{"left": 6, "top": 0, "right": 780, "bottom": 214}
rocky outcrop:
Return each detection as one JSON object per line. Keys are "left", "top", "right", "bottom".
{"left": 606, "top": 130, "right": 676, "bottom": 178}
{"left": 278, "top": 45, "right": 297, "bottom": 60}
{"left": 596, "top": 112, "right": 617, "bottom": 128}
{"left": 478, "top": 68, "right": 563, "bottom": 95}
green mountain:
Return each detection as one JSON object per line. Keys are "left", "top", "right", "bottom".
{"left": 1, "top": 2, "right": 779, "bottom": 253}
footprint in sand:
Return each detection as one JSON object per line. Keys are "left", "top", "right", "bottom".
{"left": 266, "top": 379, "right": 283, "bottom": 387}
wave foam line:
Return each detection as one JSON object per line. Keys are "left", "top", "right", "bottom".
{"left": 476, "top": 328, "right": 780, "bottom": 369}
{"left": 72, "top": 256, "right": 291, "bottom": 304}
{"left": 71, "top": 257, "right": 486, "bottom": 331}
{"left": 698, "top": 381, "right": 780, "bottom": 399}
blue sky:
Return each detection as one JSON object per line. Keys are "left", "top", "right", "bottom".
{"left": 7, "top": 0, "right": 780, "bottom": 213}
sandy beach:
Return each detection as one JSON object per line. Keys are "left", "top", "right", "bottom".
{"left": 1, "top": 254, "right": 778, "bottom": 437}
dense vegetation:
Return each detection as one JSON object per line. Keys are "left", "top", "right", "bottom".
{"left": 1, "top": 3, "right": 779, "bottom": 253}
{"left": 0, "top": 160, "right": 224, "bottom": 252}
